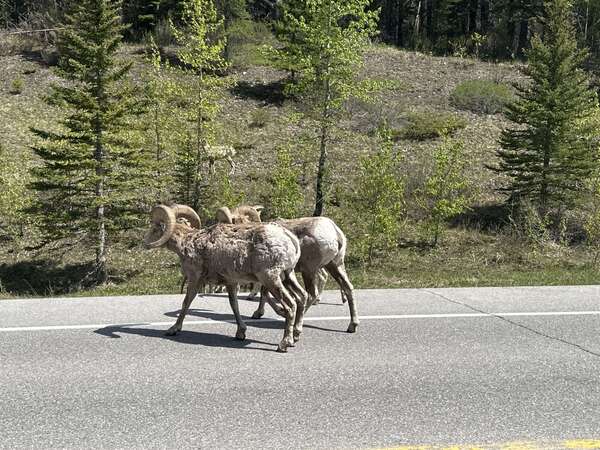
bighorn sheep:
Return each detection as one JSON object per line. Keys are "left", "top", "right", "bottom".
{"left": 205, "top": 144, "right": 236, "bottom": 175}
{"left": 144, "top": 204, "right": 308, "bottom": 352}
{"left": 217, "top": 206, "right": 359, "bottom": 333}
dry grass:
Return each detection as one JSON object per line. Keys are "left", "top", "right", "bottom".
{"left": 2, "top": 43, "right": 594, "bottom": 298}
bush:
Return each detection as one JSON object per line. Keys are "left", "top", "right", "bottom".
{"left": 10, "top": 77, "right": 24, "bottom": 94}
{"left": 450, "top": 79, "right": 513, "bottom": 114}
{"left": 395, "top": 111, "right": 466, "bottom": 141}
{"left": 249, "top": 108, "right": 271, "bottom": 128}
{"left": 418, "top": 139, "right": 471, "bottom": 246}
{"left": 346, "top": 126, "right": 405, "bottom": 263}
{"left": 269, "top": 146, "right": 304, "bottom": 219}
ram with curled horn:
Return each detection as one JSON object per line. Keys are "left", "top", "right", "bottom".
{"left": 144, "top": 203, "right": 308, "bottom": 352}
{"left": 217, "top": 205, "right": 359, "bottom": 333}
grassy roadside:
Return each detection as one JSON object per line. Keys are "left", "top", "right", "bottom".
{"left": 1, "top": 227, "right": 598, "bottom": 299}
{"left": 2, "top": 44, "right": 597, "bottom": 299}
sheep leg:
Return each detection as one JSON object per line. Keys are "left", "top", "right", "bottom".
{"left": 301, "top": 271, "right": 319, "bottom": 311}
{"left": 251, "top": 286, "right": 267, "bottom": 319}
{"left": 261, "top": 275, "right": 297, "bottom": 352}
{"left": 324, "top": 262, "right": 358, "bottom": 333}
{"left": 283, "top": 271, "right": 307, "bottom": 342}
{"left": 255, "top": 287, "right": 285, "bottom": 319}
{"left": 315, "top": 268, "right": 329, "bottom": 304}
{"left": 247, "top": 282, "right": 261, "bottom": 300}
{"left": 165, "top": 281, "right": 199, "bottom": 336}
{"left": 226, "top": 284, "right": 247, "bottom": 340}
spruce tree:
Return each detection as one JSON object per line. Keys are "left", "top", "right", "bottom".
{"left": 272, "top": 0, "right": 379, "bottom": 217}
{"left": 30, "top": 0, "right": 147, "bottom": 282}
{"left": 491, "top": 0, "right": 599, "bottom": 215}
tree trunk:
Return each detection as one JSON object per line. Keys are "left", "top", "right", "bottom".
{"left": 414, "top": 0, "right": 422, "bottom": 43}
{"left": 397, "top": 0, "right": 404, "bottom": 46}
{"left": 94, "top": 131, "right": 107, "bottom": 283}
{"left": 480, "top": 0, "right": 489, "bottom": 34}
{"left": 469, "top": 0, "right": 478, "bottom": 33}
{"left": 313, "top": 80, "right": 331, "bottom": 217}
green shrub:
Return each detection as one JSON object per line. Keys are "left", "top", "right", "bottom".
{"left": 269, "top": 146, "right": 304, "bottom": 219}
{"left": 10, "top": 77, "right": 24, "bottom": 95}
{"left": 249, "top": 108, "right": 271, "bottom": 128}
{"left": 395, "top": 111, "right": 466, "bottom": 141}
{"left": 348, "top": 126, "right": 405, "bottom": 264}
{"left": 418, "top": 139, "right": 471, "bottom": 246}
{"left": 450, "top": 79, "right": 513, "bottom": 114}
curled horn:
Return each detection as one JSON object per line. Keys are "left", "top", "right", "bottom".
{"left": 252, "top": 205, "right": 264, "bottom": 219}
{"left": 216, "top": 206, "right": 233, "bottom": 224}
{"left": 173, "top": 204, "right": 201, "bottom": 229}
{"left": 233, "top": 205, "right": 262, "bottom": 223}
{"left": 145, "top": 205, "right": 176, "bottom": 248}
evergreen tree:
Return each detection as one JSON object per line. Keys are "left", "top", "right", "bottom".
{"left": 271, "top": 0, "right": 379, "bottom": 217}
{"left": 30, "top": 0, "right": 147, "bottom": 282}
{"left": 491, "top": 0, "right": 599, "bottom": 215}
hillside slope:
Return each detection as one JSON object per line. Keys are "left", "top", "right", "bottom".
{"left": 1, "top": 45, "right": 597, "bottom": 298}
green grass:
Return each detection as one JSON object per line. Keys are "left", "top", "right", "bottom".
{"left": 1, "top": 228, "right": 598, "bottom": 299}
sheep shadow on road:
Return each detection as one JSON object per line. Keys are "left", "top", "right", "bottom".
{"left": 93, "top": 324, "right": 277, "bottom": 352}
{"left": 163, "top": 307, "right": 350, "bottom": 334}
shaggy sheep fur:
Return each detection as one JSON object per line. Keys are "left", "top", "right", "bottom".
{"left": 218, "top": 206, "right": 359, "bottom": 333}
{"left": 145, "top": 204, "right": 308, "bottom": 352}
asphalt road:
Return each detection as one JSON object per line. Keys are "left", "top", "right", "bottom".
{"left": 1, "top": 286, "right": 600, "bottom": 450}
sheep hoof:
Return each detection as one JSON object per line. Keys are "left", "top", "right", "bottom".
{"left": 235, "top": 329, "right": 246, "bottom": 340}
{"left": 251, "top": 310, "right": 263, "bottom": 319}
{"left": 164, "top": 326, "right": 180, "bottom": 336}
{"left": 276, "top": 346, "right": 288, "bottom": 353}
{"left": 293, "top": 330, "right": 301, "bottom": 342}
{"left": 346, "top": 323, "right": 358, "bottom": 333}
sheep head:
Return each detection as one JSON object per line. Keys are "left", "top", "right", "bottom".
{"left": 145, "top": 205, "right": 177, "bottom": 248}
{"left": 216, "top": 206, "right": 234, "bottom": 224}
{"left": 173, "top": 204, "right": 201, "bottom": 229}
{"left": 216, "top": 205, "right": 263, "bottom": 224}
{"left": 145, "top": 204, "right": 202, "bottom": 248}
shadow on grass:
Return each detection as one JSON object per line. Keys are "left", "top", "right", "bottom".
{"left": 230, "top": 80, "right": 287, "bottom": 106}
{"left": 451, "top": 203, "right": 512, "bottom": 231}
{"left": 93, "top": 324, "right": 277, "bottom": 352}
{"left": 0, "top": 259, "right": 139, "bottom": 297}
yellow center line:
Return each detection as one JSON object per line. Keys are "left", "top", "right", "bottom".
{"left": 374, "top": 439, "right": 600, "bottom": 450}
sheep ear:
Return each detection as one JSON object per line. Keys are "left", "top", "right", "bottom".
{"left": 216, "top": 206, "right": 233, "bottom": 224}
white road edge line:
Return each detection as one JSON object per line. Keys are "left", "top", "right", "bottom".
{"left": 0, "top": 310, "right": 599, "bottom": 332}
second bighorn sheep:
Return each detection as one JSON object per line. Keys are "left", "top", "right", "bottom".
{"left": 144, "top": 204, "right": 308, "bottom": 352}
{"left": 217, "top": 206, "right": 359, "bottom": 333}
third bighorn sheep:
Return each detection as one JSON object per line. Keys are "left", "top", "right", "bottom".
{"left": 217, "top": 205, "right": 359, "bottom": 333}
{"left": 144, "top": 204, "right": 308, "bottom": 352}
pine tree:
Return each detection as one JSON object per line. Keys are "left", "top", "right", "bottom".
{"left": 491, "top": 0, "right": 599, "bottom": 216}
{"left": 30, "top": 0, "right": 147, "bottom": 282}
{"left": 272, "top": 0, "right": 379, "bottom": 217}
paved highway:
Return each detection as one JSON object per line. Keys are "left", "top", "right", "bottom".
{"left": 1, "top": 286, "right": 600, "bottom": 449}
